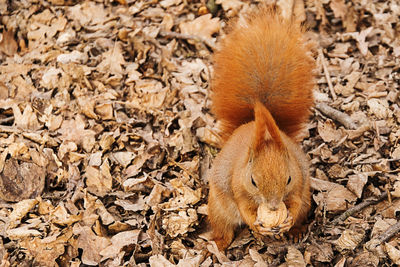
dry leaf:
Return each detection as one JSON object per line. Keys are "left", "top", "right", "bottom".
{"left": 334, "top": 229, "right": 364, "bottom": 251}
{"left": 162, "top": 209, "right": 198, "bottom": 237}
{"left": 330, "top": 0, "right": 347, "bottom": 20}
{"left": 311, "top": 178, "right": 357, "bottom": 212}
{"left": 100, "top": 230, "right": 139, "bottom": 261}
{"left": 0, "top": 29, "right": 18, "bottom": 56}
{"left": 317, "top": 120, "right": 341, "bottom": 143}
{"left": 8, "top": 199, "right": 38, "bottom": 228}
{"left": 346, "top": 173, "right": 368, "bottom": 198}
{"left": 0, "top": 159, "right": 46, "bottom": 202}
{"left": 73, "top": 225, "right": 112, "bottom": 266}
{"left": 283, "top": 246, "right": 306, "bottom": 267}
{"left": 385, "top": 243, "right": 400, "bottom": 265}
{"left": 179, "top": 14, "right": 220, "bottom": 41}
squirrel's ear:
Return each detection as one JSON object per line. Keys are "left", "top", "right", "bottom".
{"left": 253, "top": 101, "right": 283, "bottom": 151}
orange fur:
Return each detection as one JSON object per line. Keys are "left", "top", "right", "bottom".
{"left": 211, "top": 8, "right": 314, "bottom": 141}
{"left": 253, "top": 101, "right": 284, "bottom": 151}
{"left": 207, "top": 7, "right": 315, "bottom": 251}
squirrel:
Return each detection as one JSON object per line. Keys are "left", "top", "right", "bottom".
{"left": 207, "top": 7, "right": 315, "bottom": 251}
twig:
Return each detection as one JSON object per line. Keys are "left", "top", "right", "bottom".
{"left": 319, "top": 49, "right": 337, "bottom": 100}
{"left": 316, "top": 102, "right": 357, "bottom": 130}
{"left": 159, "top": 31, "right": 217, "bottom": 51}
{"left": 374, "top": 221, "right": 400, "bottom": 244}
{"left": 366, "top": 221, "right": 400, "bottom": 251}
{"left": 331, "top": 191, "right": 389, "bottom": 225}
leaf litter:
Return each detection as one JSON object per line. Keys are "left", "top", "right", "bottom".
{"left": 0, "top": 0, "right": 400, "bottom": 266}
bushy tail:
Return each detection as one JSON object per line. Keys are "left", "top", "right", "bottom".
{"left": 211, "top": 7, "right": 315, "bottom": 140}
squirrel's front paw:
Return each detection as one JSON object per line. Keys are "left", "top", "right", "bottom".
{"left": 277, "top": 212, "right": 294, "bottom": 233}
{"left": 254, "top": 212, "right": 294, "bottom": 236}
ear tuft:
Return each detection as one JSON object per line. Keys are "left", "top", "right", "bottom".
{"left": 253, "top": 101, "right": 283, "bottom": 151}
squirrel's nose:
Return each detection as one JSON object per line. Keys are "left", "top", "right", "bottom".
{"left": 267, "top": 198, "right": 281, "bottom": 211}
{"left": 269, "top": 205, "right": 279, "bottom": 211}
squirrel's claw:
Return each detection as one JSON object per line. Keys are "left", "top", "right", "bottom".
{"left": 253, "top": 212, "right": 294, "bottom": 236}
{"left": 278, "top": 212, "right": 294, "bottom": 233}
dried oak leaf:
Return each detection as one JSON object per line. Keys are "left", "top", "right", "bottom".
{"left": 330, "top": 0, "right": 347, "bottom": 20}
{"left": 304, "top": 243, "right": 334, "bottom": 263}
{"left": 164, "top": 178, "right": 201, "bottom": 209}
{"left": 50, "top": 204, "right": 82, "bottom": 226}
{"left": 20, "top": 230, "right": 73, "bottom": 267}
{"left": 385, "top": 243, "right": 400, "bottom": 265}
{"left": 0, "top": 159, "right": 45, "bottom": 202}
{"left": 27, "top": 17, "right": 67, "bottom": 45}
{"left": 334, "top": 229, "right": 365, "bottom": 251}
{"left": 8, "top": 199, "right": 38, "bottom": 228}
{"left": 311, "top": 178, "right": 357, "bottom": 212}
{"left": 0, "top": 29, "right": 18, "bottom": 56}
{"left": 162, "top": 209, "right": 198, "bottom": 238}
{"left": 216, "top": 0, "right": 244, "bottom": 13}
{"left": 85, "top": 161, "right": 113, "bottom": 197}
{"left": 179, "top": 14, "right": 220, "bottom": 41}
{"left": 149, "top": 254, "right": 174, "bottom": 267}
{"left": 317, "top": 120, "right": 342, "bottom": 143}
{"left": 13, "top": 104, "right": 41, "bottom": 130}
{"left": 346, "top": 173, "right": 368, "bottom": 198}
{"left": 6, "top": 217, "right": 42, "bottom": 239}
{"left": 350, "top": 251, "right": 379, "bottom": 267}
{"left": 97, "top": 43, "right": 125, "bottom": 76}
{"left": 58, "top": 115, "right": 96, "bottom": 148}
{"left": 371, "top": 218, "right": 397, "bottom": 239}
{"left": 367, "top": 98, "right": 391, "bottom": 119}
{"left": 73, "top": 225, "right": 112, "bottom": 266}
{"left": 160, "top": 0, "right": 182, "bottom": 8}
{"left": 282, "top": 246, "right": 306, "bottom": 267}
{"left": 67, "top": 2, "right": 108, "bottom": 26}
{"left": 99, "top": 230, "right": 139, "bottom": 261}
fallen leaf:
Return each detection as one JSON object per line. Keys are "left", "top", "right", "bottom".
{"left": 334, "top": 229, "right": 364, "bottom": 251}
{"left": 179, "top": 14, "right": 220, "bottom": 41}
{"left": 0, "top": 159, "right": 46, "bottom": 202}
{"left": 73, "top": 225, "right": 112, "bottom": 266}
{"left": 0, "top": 29, "right": 18, "bottom": 56}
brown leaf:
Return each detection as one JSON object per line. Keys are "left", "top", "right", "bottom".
{"left": 100, "top": 230, "right": 139, "bottom": 261}
{"left": 179, "top": 14, "right": 220, "bottom": 41}
{"left": 317, "top": 120, "right": 341, "bottom": 143}
{"left": 330, "top": 0, "right": 347, "bottom": 19}
{"left": 73, "top": 225, "right": 112, "bottom": 266}
{"left": 8, "top": 199, "right": 39, "bottom": 228}
{"left": 334, "top": 229, "right": 365, "bottom": 251}
{"left": 311, "top": 178, "right": 357, "bottom": 212}
{"left": 0, "top": 159, "right": 45, "bottom": 202}
{"left": 58, "top": 115, "right": 96, "bottom": 146}
{"left": 0, "top": 29, "right": 18, "bottom": 56}
{"left": 346, "top": 173, "right": 368, "bottom": 198}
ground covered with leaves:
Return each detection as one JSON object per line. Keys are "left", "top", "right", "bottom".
{"left": 0, "top": 0, "right": 400, "bottom": 266}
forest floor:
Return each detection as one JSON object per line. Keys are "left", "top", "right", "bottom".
{"left": 0, "top": 0, "right": 400, "bottom": 266}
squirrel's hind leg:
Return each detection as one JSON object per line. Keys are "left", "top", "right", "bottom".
{"left": 208, "top": 186, "right": 238, "bottom": 251}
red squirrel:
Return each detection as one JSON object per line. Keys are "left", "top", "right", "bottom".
{"left": 207, "top": 7, "right": 315, "bottom": 251}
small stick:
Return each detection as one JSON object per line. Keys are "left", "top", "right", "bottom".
{"left": 331, "top": 191, "right": 389, "bottom": 225}
{"left": 374, "top": 221, "right": 400, "bottom": 244}
{"left": 316, "top": 102, "right": 357, "bottom": 130}
{"left": 366, "top": 221, "right": 400, "bottom": 251}
{"left": 319, "top": 49, "right": 337, "bottom": 100}
{"left": 159, "top": 31, "right": 217, "bottom": 51}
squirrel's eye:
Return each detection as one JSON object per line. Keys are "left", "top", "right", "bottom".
{"left": 251, "top": 176, "right": 257, "bottom": 188}
{"left": 287, "top": 176, "right": 292, "bottom": 185}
